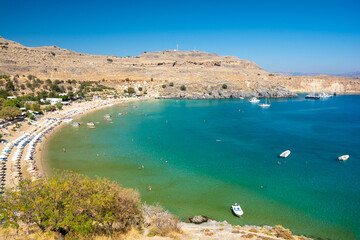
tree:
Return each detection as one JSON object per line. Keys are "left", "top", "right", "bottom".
{"left": 180, "top": 85, "right": 186, "bottom": 91}
{"left": 67, "top": 91, "right": 74, "bottom": 99}
{"left": 127, "top": 87, "right": 135, "bottom": 94}
{"left": 20, "top": 84, "right": 26, "bottom": 90}
{"left": 162, "top": 84, "right": 166, "bottom": 88}
{"left": 3, "top": 99, "right": 21, "bottom": 108}
{"left": 31, "top": 103, "right": 41, "bottom": 112}
{"left": 0, "top": 106, "right": 21, "bottom": 120}
{"left": 55, "top": 102, "right": 62, "bottom": 110}
{"left": 222, "top": 84, "right": 227, "bottom": 89}
{"left": 0, "top": 171, "right": 142, "bottom": 239}
{"left": 5, "top": 81, "right": 15, "bottom": 92}
{"left": 0, "top": 98, "right": 5, "bottom": 108}
{"left": 45, "top": 79, "right": 52, "bottom": 85}
{"left": 138, "top": 87, "right": 143, "bottom": 91}
{"left": 27, "top": 75, "right": 36, "bottom": 80}
{"left": 67, "top": 86, "right": 73, "bottom": 91}
{"left": 0, "top": 90, "right": 9, "bottom": 99}
{"left": 169, "top": 82, "right": 174, "bottom": 87}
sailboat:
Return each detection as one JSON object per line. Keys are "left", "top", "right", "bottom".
{"left": 258, "top": 97, "right": 271, "bottom": 107}
{"left": 305, "top": 80, "right": 320, "bottom": 99}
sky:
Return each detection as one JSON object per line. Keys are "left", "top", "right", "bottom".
{"left": 1, "top": 0, "right": 360, "bottom": 74}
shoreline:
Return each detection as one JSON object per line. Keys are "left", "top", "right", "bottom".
{"left": 37, "top": 97, "right": 149, "bottom": 178}
{"left": 1, "top": 97, "right": 148, "bottom": 186}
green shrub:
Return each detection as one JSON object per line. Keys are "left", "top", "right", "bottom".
{"left": 180, "top": 85, "right": 186, "bottom": 91}
{"left": 162, "top": 84, "right": 166, "bottom": 88}
{"left": 127, "top": 87, "right": 135, "bottom": 94}
{"left": 222, "top": 84, "right": 227, "bottom": 89}
{"left": 138, "top": 87, "right": 143, "bottom": 91}
{"left": 107, "top": 58, "right": 113, "bottom": 62}
{"left": 0, "top": 171, "right": 142, "bottom": 239}
{"left": 0, "top": 106, "right": 21, "bottom": 120}
{"left": 169, "top": 82, "right": 174, "bottom": 87}
{"left": 5, "top": 81, "right": 15, "bottom": 91}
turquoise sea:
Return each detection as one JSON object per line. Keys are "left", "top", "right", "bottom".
{"left": 46, "top": 95, "right": 360, "bottom": 240}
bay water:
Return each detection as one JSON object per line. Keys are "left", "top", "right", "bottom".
{"left": 46, "top": 95, "right": 360, "bottom": 240}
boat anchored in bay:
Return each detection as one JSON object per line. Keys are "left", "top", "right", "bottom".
{"left": 231, "top": 203, "right": 244, "bottom": 217}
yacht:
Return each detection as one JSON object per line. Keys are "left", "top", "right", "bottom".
{"left": 249, "top": 97, "right": 260, "bottom": 103}
{"left": 258, "top": 97, "right": 271, "bottom": 107}
{"left": 231, "top": 203, "right": 244, "bottom": 217}
{"left": 305, "top": 80, "right": 320, "bottom": 99}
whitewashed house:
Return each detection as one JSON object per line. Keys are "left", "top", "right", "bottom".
{"left": 46, "top": 98, "right": 62, "bottom": 105}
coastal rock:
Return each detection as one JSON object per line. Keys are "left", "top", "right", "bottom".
{"left": 187, "top": 215, "right": 210, "bottom": 224}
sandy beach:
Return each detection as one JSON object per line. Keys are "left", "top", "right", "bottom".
{"left": 0, "top": 96, "right": 147, "bottom": 190}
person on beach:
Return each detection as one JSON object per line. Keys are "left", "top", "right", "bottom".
{"left": 148, "top": 186, "right": 152, "bottom": 191}
{"left": 97, "top": 153, "right": 99, "bottom": 157}
{"left": 63, "top": 148, "right": 66, "bottom": 153}
{"left": 103, "top": 152, "right": 105, "bottom": 156}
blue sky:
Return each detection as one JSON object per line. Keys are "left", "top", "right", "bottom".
{"left": 1, "top": 0, "right": 359, "bottom": 73}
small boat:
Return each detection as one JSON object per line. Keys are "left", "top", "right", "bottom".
{"left": 71, "top": 122, "right": 80, "bottom": 127}
{"left": 231, "top": 203, "right": 244, "bottom": 217}
{"left": 280, "top": 150, "right": 291, "bottom": 158}
{"left": 88, "top": 126, "right": 96, "bottom": 129}
{"left": 104, "top": 114, "right": 112, "bottom": 120}
{"left": 63, "top": 118, "right": 73, "bottom": 123}
{"left": 258, "top": 97, "right": 271, "bottom": 108}
{"left": 338, "top": 155, "right": 349, "bottom": 161}
{"left": 319, "top": 92, "right": 332, "bottom": 98}
{"left": 249, "top": 97, "right": 260, "bottom": 103}
{"left": 87, "top": 121, "right": 95, "bottom": 126}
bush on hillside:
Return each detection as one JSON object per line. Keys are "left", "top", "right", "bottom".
{"left": 0, "top": 106, "right": 22, "bottom": 120}
{"left": 143, "top": 203, "right": 181, "bottom": 237}
{"left": 180, "top": 85, "right": 186, "bottom": 91}
{"left": 0, "top": 171, "right": 142, "bottom": 239}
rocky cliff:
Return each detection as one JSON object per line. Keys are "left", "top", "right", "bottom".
{"left": 1, "top": 36, "right": 359, "bottom": 98}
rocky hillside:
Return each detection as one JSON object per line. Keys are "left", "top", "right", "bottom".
{"left": 1, "top": 36, "right": 359, "bottom": 97}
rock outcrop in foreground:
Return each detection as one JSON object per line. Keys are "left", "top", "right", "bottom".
{"left": 1, "top": 36, "right": 359, "bottom": 98}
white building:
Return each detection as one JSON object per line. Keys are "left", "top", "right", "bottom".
{"left": 59, "top": 93, "right": 67, "bottom": 96}
{"left": 7, "top": 96, "right": 16, "bottom": 100}
{"left": 46, "top": 98, "right": 62, "bottom": 105}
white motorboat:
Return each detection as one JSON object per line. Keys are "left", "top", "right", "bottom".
{"left": 249, "top": 97, "right": 260, "bottom": 103}
{"left": 338, "top": 155, "right": 349, "bottom": 161}
{"left": 231, "top": 203, "right": 244, "bottom": 217}
{"left": 319, "top": 92, "right": 332, "bottom": 98}
{"left": 87, "top": 121, "right": 95, "bottom": 126}
{"left": 280, "top": 150, "right": 291, "bottom": 158}
{"left": 71, "top": 122, "right": 80, "bottom": 127}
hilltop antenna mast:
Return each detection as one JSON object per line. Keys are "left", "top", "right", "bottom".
{"left": 177, "top": 44, "right": 179, "bottom": 51}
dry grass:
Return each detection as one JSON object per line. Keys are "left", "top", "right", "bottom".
{"left": 142, "top": 203, "right": 182, "bottom": 237}
{"left": 273, "top": 225, "right": 294, "bottom": 240}
{"left": 249, "top": 228, "right": 259, "bottom": 233}
{"left": 244, "top": 233, "right": 256, "bottom": 238}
